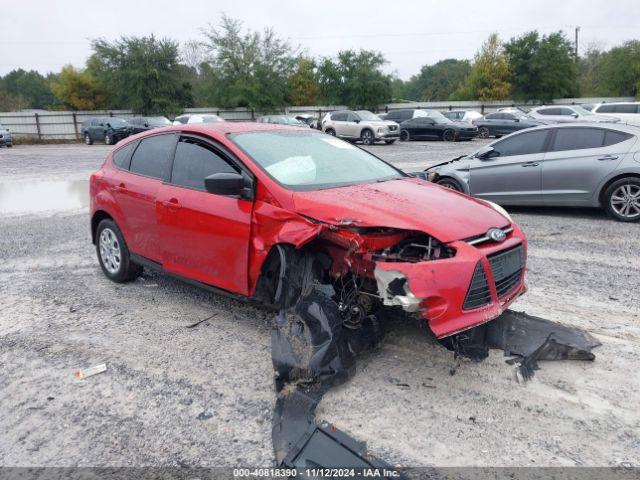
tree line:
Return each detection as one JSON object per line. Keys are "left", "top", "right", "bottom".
{"left": 1, "top": 16, "right": 639, "bottom": 116}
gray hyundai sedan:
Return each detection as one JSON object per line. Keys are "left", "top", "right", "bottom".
{"left": 424, "top": 123, "right": 640, "bottom": 222}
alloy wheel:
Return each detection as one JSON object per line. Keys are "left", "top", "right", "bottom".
{"left": 361, "top": 130, "right": 374, "bottom": 145}
{"left": 610, "top": 183, "right": 640, "bottom": 219}
{"left": 99, "top": 228, "right": 122, "bottom": 274}
{"left": 443, "top": 129, "right": 456, "bottom": 142}
{"left": 85, "top": 134, "right": 91, "bottom": 145}
{"left": 478, "top": 127, "right": 490, "bottom": 138}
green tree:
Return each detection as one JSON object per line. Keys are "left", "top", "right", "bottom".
{"left": 0, "top": 69, "right": 54, "bottom": 109}
{"left": 504, "top": 31, "right": 577, "bottom": 102}
{"left": 51, "top": 65, "right": 108, "bottom": 110}
{"left": 289, "top": 57, "right": 319, "bottom": 105}
{"left": 405, "top": 59, "right": 471, "bottom": 101}
{"left": 201, "top": 15, "right": 297, "bottom": 110}
{"left": 578, "top": 41, "right": 640, "bottom": 98}
{"left": 87, "top": 35, "right": 193, "bottom": 115}
{"left": 317, "top": 50, "right": 392, "bottom": 109}
{"left": 453, "top": 34, "right": 511, "bottom": 101}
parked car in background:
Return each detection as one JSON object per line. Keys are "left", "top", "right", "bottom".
{"left": 592, "top": 102, "right": 640, "bottom": 124}
{"left": 294, "top": 114, "right": 319, "bottom": 128}
{"left": 424, "top": 123, "right": 640, "bottom": 222}
{"left": 377, "top": 112, "right": 389, "bottom": 120}
{"left": 580, "top": 103, "right": 595, "bottom": 112}
{"left": 399, "top": 110, "right": 478, "bottom": 142}
{"left": 89, "top": 121, "right": 527, "bottom": 339}
{"left": 474, "top": 111, "right": 549, "bottom": 138}
{"left": 497, "top": 106, "right": 531, "bottom": 114}
{"left": 442, "top": 110, "right": 483, "bottom": 125}
{"left": 322, "top": 110, "right": 399, "bottom": 144}
{"left": 529, "top": 105, "right": 619, "bottom": 123}
{"left": 383, "top": 108, "right": 430, "bottom": 123}
{"left": 0, "top": 123, "right": 13, "bottom": 147}
{"left": 81, "top": 117, "right": 132, "bottom": 145}
{"left": 257, "top": 115, "right": 308, "bottom": 127}
{"left": 173, "top": 114, "right": 224, "bottom": 125}
{"left": 128, "top": 116, "right": 171, "bottom": 134}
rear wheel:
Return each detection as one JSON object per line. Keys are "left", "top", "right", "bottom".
{"left": 604, "top": 178, "right": 640, "bottom": 222}
{"left": 325, "top": 128, "right": 336, "bottom": 136}
{"left": 400, "top": 130, "right": 410, "bottom": 142}
{"left": 442, "top": 129, "right": 456, "bottom": 142}
{"left": 84, "top": 133, "right": 93, "bottom": 145}
{"left": 478, "top": 127, "right": 490, "bottom": 138}
{"left": 96, "top": 219, "right": 142, "bottom": 282}
{"left": 360, "top": 129, "right": 375, "bottom": 145}
{"left": 436, "top": 177, "right": 463, "bottom": 192}
{"left": 6, "top": 144, "right": 12, "bottom": 148}
{"left": 104, "top": 133, "right": 113, "bottom": 145}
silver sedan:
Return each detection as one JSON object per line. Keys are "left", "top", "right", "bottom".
{"left": 425, "top": 123, "right": 640, "bottom": 222}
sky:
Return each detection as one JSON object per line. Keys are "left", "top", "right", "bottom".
{"left": 1, "top": 0, "right": 639, "bottom": 79}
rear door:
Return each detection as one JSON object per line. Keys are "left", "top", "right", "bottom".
{"left": 157, "top": 135, "right": 253, "bottom": 294}
{"left": 541, "top": 127, "right": 634, "bottom": 204}
{"left": 115, "top": 133, "right": 176, "bottom": 262}
{"left": 469, "top": 129, "right": 550, "bottom": 205}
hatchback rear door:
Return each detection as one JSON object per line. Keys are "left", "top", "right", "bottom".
{"left": 541, "top": 127, "right": 634, "bottom": 204}
{"left": 157, "top": 134, "right": 253, "bottom": 295}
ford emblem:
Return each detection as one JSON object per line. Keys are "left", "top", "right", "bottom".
{"left": 487, "top": 228, "right": 506, "bottom": 243}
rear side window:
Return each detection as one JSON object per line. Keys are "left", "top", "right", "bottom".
{"left": 485, "top": 113, "right": 499, "bottom": 119}
{"left": 171, "top": 137, "right": 238, "bottom": 191}
{"left": 112, "top": 141, "right": 137, "bottom": 169}
{"left": 603, "top": 130, "right": 633, "bottom": 146}
{"left": 129, "top": 134, "right": 175, "bottom": 179}
{"left": 493, "top": 130, "right": 549, "bottom": 156}
{"left": 596, "top": 104, "right": 615, "bottom": 113}
{"left": 552, "top": 128, "right": 605, "bottom": 151}
{"left": 331, "top": 112, "right": 346, "bottom": 121}
{"left": 538, "top": 108, "right": 560, "bottom": 115}
{"left": 616, "top": 104, "right": 638, "bottom": 113}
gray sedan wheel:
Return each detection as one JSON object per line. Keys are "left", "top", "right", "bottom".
{"left": 442, "top": 129, "right": 456, "bottom": 142}
{"left": 478, "top": 127, "right": 490, "bottom": 138}
{"left": 436, "top": 177, "right": 463, "bottom": 192}
{"left": 605, "top": 178, "right": 640, "bottom": 222}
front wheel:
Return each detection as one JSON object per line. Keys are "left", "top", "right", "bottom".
{"left": 442, "top": 129, "right": 456, "bottom": 142}
{"left": 104, "top": 133, "right": 113, "bottom": 145}
{"left": 436, "top": 177, "right": 463, "bottom": 192}
{"left": 400, "top": 130, "right": 410, "bottom": 142}
{"left": 96, "top": 219, "right": 142, "bottom": 282}
{"left": 604, "top": 178, "right": 640, "bottom": 222}
{"left": 360, "top": 129, "right": 374, "bottom": 145}
{"left": 478, "top": 127, "right": 490, "bottom": 138}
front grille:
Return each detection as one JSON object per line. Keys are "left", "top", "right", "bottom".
{"left": 388, "top": 125, "right": 398, "bottom": 131}
{"left": 488, "top": 244, "right": 525, "bottom": 298}
{"left": 463, "top": 261, "right": 492, "bottom": 310}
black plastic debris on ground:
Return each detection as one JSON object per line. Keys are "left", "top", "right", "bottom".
{"left": 439, "top": 309, "right": 601, "bottom": 381}
{"left": 270, "top": 248, "right": 401, "bottom": 476}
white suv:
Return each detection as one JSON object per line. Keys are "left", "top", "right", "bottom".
{"left": 322, "top": 110, "right": 400, "bottom": 145}
{"left": 529, "top": 105, "right": 619, "bottom": 123}
{"left": 592, "top": 102, "right": 640, "bottom": 125}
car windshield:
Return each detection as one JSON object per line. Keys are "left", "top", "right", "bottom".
{"left": 424, "top": 110, "right": 452, "bottom": 124}
{"left": 280, "top": 116, "right": 304, "bottom": 125}
{"left": 148, "top": 116, "right": 170, "bottom": 125}
{"left": 572, "top": 105, "right": 594, "bottom": 116}
{"left": 355, "top": 111, "right": 381, "bottom": 121}
{"left": 230, "top": 131, "right": 404, "bottom": 191}
{"left": 201, "top": 115, "right": 223, "bottom": 123}
{"left": 108, "top": 118, "right": 128, "bottom": 127}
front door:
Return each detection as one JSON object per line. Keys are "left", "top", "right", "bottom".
{"left": 157, "top": 135, "right": 253, "bottom": 295}
{"left": 469, "top": 129, "right": 550, "bottom": 205}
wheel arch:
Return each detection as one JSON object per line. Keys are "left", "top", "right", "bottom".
{"left": 598, "top": 172, "right": 640, "bottom": 206}
{"left": 91, "top": 210, "right": 114, "bottom": 244}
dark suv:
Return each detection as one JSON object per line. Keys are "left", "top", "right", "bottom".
{"left": 127, "top": 116, "right": 171, "bottom": 135}
{"left": 81, "top": 117, "right": 132, "bottom": 145}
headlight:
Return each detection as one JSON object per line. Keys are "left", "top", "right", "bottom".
{"left": 485, "top": 200, "right": 513, "bottom": 223}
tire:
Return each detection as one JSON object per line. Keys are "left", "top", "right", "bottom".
{"left": 436, "top": 177, "right": 463, "bottom": 192}
{"left": 400, "top": 130, "right": 410, "bottom": 142}
{"left": 84, "top": 133, "right": 93, "bottom": 145}
{"left": 325, "top": 128, "right": 336, "bottom": 136}
{"left": 6, "top": 143, "right": 12, "bottom": 148}
{"left": 360, "top": 129, "right": 375, "bottom": 145}
{"left": 384, "top": 139, "right": 396, "bottom": 145}
{"left": 95, "top": 219, "right": 142, "bottom": 282}
{"left": 603, "top": 178, "right": 640, "bottom": 222}
{"left": 442, "top": 129, "right": 456, "bottom": 142}
{"left": 478, "top": 127, "right": 490, "bottom": 138}
{"left": 104, "top": 133, "right": 113, "bottom": 145}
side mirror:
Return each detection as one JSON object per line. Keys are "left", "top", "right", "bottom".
{"left": 204, "top": 172, "right": 246, "bottom": 197}
{"left": 514, "top": 118, "right": 520, "bottom": 122}
{"left": 476, "top": 145, "right": 497, "bottom": 159}
{"left": 106, "top": 123, "right": 112, "bottom": 128}
{"left": 571, "top": 112, "right": 579, "bottom": 118}
{"left": 354, "top": 119, "right": 360, "bottom": 123}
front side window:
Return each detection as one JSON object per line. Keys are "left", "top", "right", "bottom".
{"left": 171, "top": 137, "right": 238, "bottom": 191}
{"left": 538, "top": 108, "right": 559, "bottom": 115}
{"left": 231, "top": 131, "right": 404, "bottom": 191}
{"left": 551, "top": 128, "right": 605, "bottom": 151}
{"left": 492, "top": 130, "right": 549, "bottom": 157}
{"left": 129, "top": 134, "right": 175, "bottom": 179}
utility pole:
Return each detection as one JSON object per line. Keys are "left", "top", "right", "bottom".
{"left": 574, "top": 26, "right": 580, "bottom": 60}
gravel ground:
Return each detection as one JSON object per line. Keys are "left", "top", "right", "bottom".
{"left": 0, "top": 141, "right": 639, "bottom": 468}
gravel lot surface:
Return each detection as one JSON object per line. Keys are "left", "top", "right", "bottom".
{"left": 1, "top": 141, "right": 639, "bottom": 468}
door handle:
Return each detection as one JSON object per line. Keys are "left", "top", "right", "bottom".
{"left": 598, "top": 155, "right": 619, "bottom": 161}
{"left": 162, "top": 198, "right": 182, "bottom": 211}
{"left": 522, "top": 162, "right": 540, "bottom": 167}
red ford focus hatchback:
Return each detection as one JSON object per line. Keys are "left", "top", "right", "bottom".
{"left": 90, "top": 122, "right": 527, "bottom": 338}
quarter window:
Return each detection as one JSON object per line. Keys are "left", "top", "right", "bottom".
{"left": 112, "top": 141, "right": 137, "bottom": 169}
{"left": 603, "top": 130, "right": 633, "bottom": 146}
{"left": 616, "top": 104, "right": 638, "bottom": 114}
{"left": 129, "top": 134, "right": 175, "bottom": 179}
{"left": 171, "top": 137, "right": 238, "bottom": 191}
{"left": 551, "top": 128, "right": 605, "bottom": 151}
{"left": 492, "top": 130, "right": 549, "bottom": 156}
